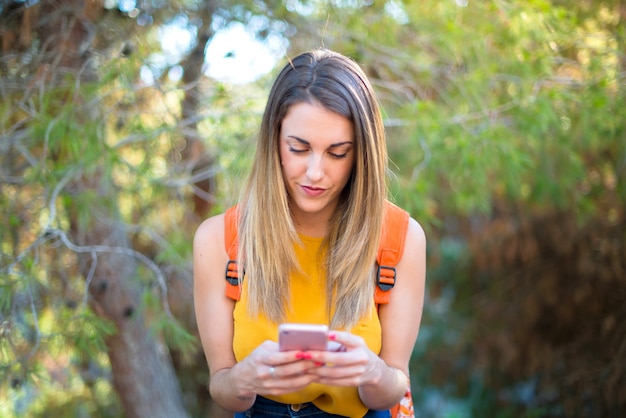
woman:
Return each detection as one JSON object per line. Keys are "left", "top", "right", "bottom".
{"left": 193, "top": 49, "right": 426, "bottom": 418}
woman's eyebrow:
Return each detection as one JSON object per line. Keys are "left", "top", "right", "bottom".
{"left": 287, "top": 135, "right": 353, "bottom": 148}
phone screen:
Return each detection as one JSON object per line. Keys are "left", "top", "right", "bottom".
{"left": 278, "top": 323, "right": 328, "bottom": 351}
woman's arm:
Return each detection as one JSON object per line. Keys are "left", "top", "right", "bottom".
{"left": 193, "top": 215, "right": 322, "bottom": 411}
{"left": 193, "top": 215, "right": 256, "bottom": 411}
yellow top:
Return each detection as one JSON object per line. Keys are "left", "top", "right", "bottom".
{"left": 233, "top": 235, "right": 382, "bottom": 418}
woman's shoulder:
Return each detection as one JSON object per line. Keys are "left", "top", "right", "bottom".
{"left": 405, "top": 216, "right": 426, "bottom": 251}
{"left": 193, "top": 212, "right": 228, "bottom": 260}
{"left": 194, "top": 212, "right": 226, "bottom": 240}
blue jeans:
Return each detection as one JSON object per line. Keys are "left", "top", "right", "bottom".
{"left": 233, "top": 396, "right": 391, "bottom": 418}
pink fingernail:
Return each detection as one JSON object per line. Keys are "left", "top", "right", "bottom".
{"left": 328, "top": 332, "right": 336, "bottom": 340}
{"left": 314, "top": 362, "right": 324, "bottom": 367}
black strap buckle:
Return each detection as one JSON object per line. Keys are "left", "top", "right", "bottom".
{"left": 225, "top": 259, "right": 239, "bottom": 286}
{"left": 376, "top": 265, "right": 396, "bottom": 291}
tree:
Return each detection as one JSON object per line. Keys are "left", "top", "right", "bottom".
{"left": 1, "top": 1, "right": 190, "bottom": 416}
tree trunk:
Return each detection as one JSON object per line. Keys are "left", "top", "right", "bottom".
{"left": 178, "top": 0, "right": 218, "bottom": 222}
{"left": 169, "top": 2, "right": 231, "bottom": 416}
{"left": 75, "top": 208, "right": 188, "bottom": 418}
{"left": 11, "top": 1, "right": 191, "bottom": 416}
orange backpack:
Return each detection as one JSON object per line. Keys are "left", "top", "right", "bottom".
{"left": 222, "top": 200, "right": 415, "bottom": 418}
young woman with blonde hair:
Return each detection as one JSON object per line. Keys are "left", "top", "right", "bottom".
{"left": 194, "top": 49, "right": 426, "bottom": 418}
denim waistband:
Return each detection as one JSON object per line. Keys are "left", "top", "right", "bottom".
{"left": 233, "top": 396, "right": 391, "bottom": 418}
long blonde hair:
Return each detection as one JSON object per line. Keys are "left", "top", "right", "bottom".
{"left": 238, "top": 49, "right": 388, "bottom": 330}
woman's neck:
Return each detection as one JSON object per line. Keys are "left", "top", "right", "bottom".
{"left": 290, "top": 207, "right": 333, "bottom": 238}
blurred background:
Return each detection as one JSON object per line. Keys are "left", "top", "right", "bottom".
{"left": 1, "top": 0, "right": 624, "bottom": 417}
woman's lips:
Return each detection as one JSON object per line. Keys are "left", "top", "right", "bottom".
{"left": 301, "top": 185, "right": 325, "bottom": 197}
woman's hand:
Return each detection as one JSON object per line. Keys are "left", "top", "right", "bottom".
{"left": 304, "top": 331, "right": 386, "bottom": 387}
{"left": 303, "top": 330, "right": 409, "bottom": 410}
{"left": 231, "top": 340, "right": 321, "bottom": 398}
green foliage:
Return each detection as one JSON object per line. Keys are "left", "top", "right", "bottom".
{"left": 60, "top": 310, "right": 117, "bottom": 359}
{"left": 1, "top": 3, "right": 217, "bottom": 413}
{"left": 150, "top": 315, "right": 198, "bottom": 362}
{"left": 341, "top": 0, "right": 626, "bottom": 225}
{"left": 321, "top": 0, "right": 625, "bottom": 415}
{"left": 142, "top": 289, "right": 198, "bottom": 365}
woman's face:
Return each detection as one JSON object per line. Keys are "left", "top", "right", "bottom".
{"left": 279, "top": 101, "right": 355, "bottom": 225}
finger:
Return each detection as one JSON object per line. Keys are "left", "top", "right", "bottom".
{"left": 328, "top": 330, "right": 365, "bottom": 349}
{"left": 310, "top": 346, "right": 371, "bottom": 368}
{"left": 313, "top": 376, "right": 364, "bottom": 387}
{"left": 311, "top": 362, "right": 373, "bottom": 388}
{"left": 258, "top": 371, "right": 319, "bottom": 396}
{"left": 313, "top": 361, "right": 366, "bottom": 376}
{"left": 265, "top": 348, "right": 318, "bottom": 366}
{"left": 272, "top": 359, "right": 322, "bottom": 378}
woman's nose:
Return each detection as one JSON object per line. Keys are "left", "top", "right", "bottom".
{"left": 306, "top": 154, "right": 324, "bottom": 181}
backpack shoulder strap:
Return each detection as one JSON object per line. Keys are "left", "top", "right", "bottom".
{"left": 375, "top": 200, "right": 410, "bottom": 305}
{"left": 223, "top": 201, "right": 410, "bottom": 304}
{"left": 224, "top": 205, "right": 241, "bottom": 301}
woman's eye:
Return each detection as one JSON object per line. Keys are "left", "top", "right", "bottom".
{"left": 288, "top": 146, "right": 308, "bottom": 154}
{"left": 329, "top": 147, "right": 351, "bottom": 159}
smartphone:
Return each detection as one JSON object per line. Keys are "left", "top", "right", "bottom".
{"left": 278, "top": 323, "right": 328, "bottom": 352}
